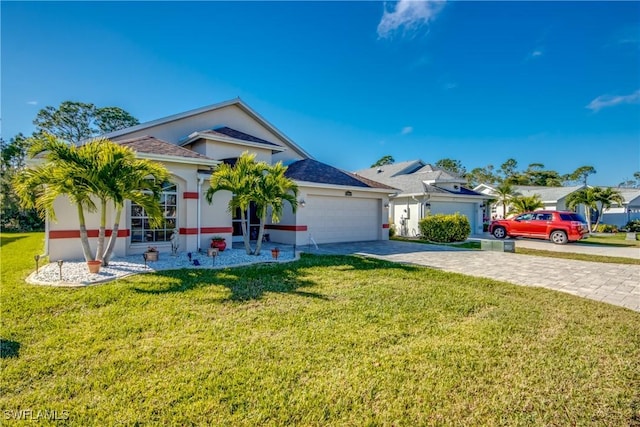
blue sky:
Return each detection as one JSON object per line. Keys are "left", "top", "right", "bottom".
{"left": 2, "top": 1, "right": 639, "bottom": 186}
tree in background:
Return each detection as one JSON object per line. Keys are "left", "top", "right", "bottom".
{"left": 494, "top": 183, "right": 520, "bottom": 218}
{"left": 591, "top": 187, "right": 624, "bottom": 232}
{"left": 566, "top": 165, "right": 597, "bottom": 186}
{"left": 509, "top": 195, "right": 544, "bottom": 215}
{"left": 34, "top": 101, "right": 139, "bottom": 144}
{"left": 618, "top": 171, "right": 640, "bottom": 188}
{"left": 0, "top": 134, "right": 43, "bottom": 231}
{"left": 566, "top": 187, "right": 600, "bottom": 232}
{"left": 521, "top": 163, "right": 564, "bottom": 186}
{"left": 435, "top": 158, "right": 467, "bottom": 177}
{"left": 370, "top": 155, "right": 395, "bottom": 168}
{"left": 499, "top": 158, "right": 519, "bottom": 183}
{"left": 466, "top": 165, "right": 499, "bottom": 187}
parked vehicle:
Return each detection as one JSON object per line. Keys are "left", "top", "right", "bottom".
{"left": 489, "top": 211, "right": 589, "bottom": 244}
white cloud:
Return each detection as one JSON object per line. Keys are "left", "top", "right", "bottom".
{"left": 443, "top": 82, "right": 457, "bottom": 90}
{"left": 586, "top": 90, "right": 640, "bottom": 112}
{"left": 401, "top": 126, "right": 413, "bottom": 135}
{"left": 26, "top": 100, "right": 38, "bottom": 105}
{"left": 531, "top": 50, "right": 543, "bottom": 57}
{"left": 377, "top": 0, "right": 446, "bottom": 39}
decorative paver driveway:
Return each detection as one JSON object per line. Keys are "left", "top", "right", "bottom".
{"left": 309, "top": 241, "right": 640, "bottom": 312}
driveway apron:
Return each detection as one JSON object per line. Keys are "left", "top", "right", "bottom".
{"left": 309, "top": 241, "right": 640, "bottom": 312}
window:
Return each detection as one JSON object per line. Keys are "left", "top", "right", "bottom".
{"left": 130, "top": 182, "right": 177, "bottom": 243}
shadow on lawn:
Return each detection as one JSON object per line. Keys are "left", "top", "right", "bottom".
{"left": 0, "top": 234, "right": 28, "bottom": 248}
{"left": 0, "top": 339, "right": 20, "bottom": 358}
{"left": 133, "top": 254, "right": 420, "bottom": 301}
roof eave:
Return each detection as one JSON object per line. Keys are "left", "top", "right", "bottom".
{"left": 135, "top": 152, "right": 220, "bottom": 167}
{"left": 181, "top": 132, "right": 287, "bottom": 153}
{"left": 294, "top": 180, "right": 395, "bottom": 193}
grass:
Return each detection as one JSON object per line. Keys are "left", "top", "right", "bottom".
{"left": 2, "top": 232, "right": 640, "bottom": 425}
{"left": 515, "top": 247, "right": 640, "bottom": 265}
{"left": 393, "top": 236, "right": 640, "bottom": 265}
{"left": 581, "top": 232, "right": 640, "bottom": 248}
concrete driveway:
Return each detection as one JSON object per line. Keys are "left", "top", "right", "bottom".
{"left": 308, "top": 240, "right": 640, "bottom": 312}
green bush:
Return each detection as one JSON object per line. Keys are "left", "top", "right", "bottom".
{"left": 623, "top": 219, "right": 640, "bottom": 232}
{"left": 388, "top": 223, "right": 396, "bottom": 238}
{"left": 596, "top": 224, "right": 618, "bottom": 233}
{"left": 419, "top": 213, "right": 471, "bottom": 243}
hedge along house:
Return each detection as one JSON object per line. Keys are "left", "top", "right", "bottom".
{"left": 355, "top": 160, "right": 489, "bottom": 237}
{"left": 45, "top": 99, "right": 393, "bottom": 260}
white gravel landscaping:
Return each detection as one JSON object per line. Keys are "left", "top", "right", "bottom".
{"left": 27, "top": 246, "right": 298, "bottom": 287}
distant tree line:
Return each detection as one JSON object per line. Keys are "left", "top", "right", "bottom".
{"left": 370, "top": 155, "right": 640, "bottom": 189}
{"left": 1, "top": 101, "right": 139, "bottom": 231}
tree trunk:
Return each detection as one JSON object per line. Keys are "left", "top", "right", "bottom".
{"left": 77, "top": 204, "right": 94, "bottom": 262}
{"left": 95, "top": 199, "right": 107, "bottom": 262}
{"left": 584, "top": 205, "right": 592, "bottom": 233}
{"left": 254, "top": 208, "right": 267, "bottom": 255}
{"left": 102, "top": 205, "right": 123, "bottom": 266}
{"left": 240, "top": 209, "right": 253, "bottom": 254}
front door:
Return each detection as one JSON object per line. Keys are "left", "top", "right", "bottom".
{"left": 232, "top": 202, "right": 261, "bottom": 242}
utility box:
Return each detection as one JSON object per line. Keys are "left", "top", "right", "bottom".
{"left": 481, "top": 240, "right": 515, "bottom": 253}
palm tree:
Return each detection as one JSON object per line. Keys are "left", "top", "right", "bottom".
{"left": 14, "top": 136, "right": 97, "bottom": 261}
{"left": 85, "top": 138, "right": 169, "bottom": 265}
{"left": 14, "top": 134, "right": 169, "bottom": 264}
{"left": 206, "top": 152, "right": 263, "bottom": 254}
{"left": 253, "top": 162, "right": 298, "bottom": 255}
{"left": 566, "top": 187, "right": 599, "bottom": 232}
{"left": 508, "top": 195, "right": 544, "bottom": 215}
{"left": 493, "top": 182, "right": 520, "bottom": 218}
{"left": 592, "top": 187, "right": 624, "bottom": 231}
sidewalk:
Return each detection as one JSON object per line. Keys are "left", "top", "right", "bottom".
{"left": 469, "top": 234, "right": 640, "bottom": 260}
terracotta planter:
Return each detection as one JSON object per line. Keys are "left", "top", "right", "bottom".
{"left": 145, "top": 251, "right": 159, "bottom": 262}
{"left": 87, "top": 260, "right": 102, "bottom": 274}
{"left": 211, "top": 240, "right": 226, "bottom": 251}
{"left": 271, "top": 248, "right": 280, "bottom": 260}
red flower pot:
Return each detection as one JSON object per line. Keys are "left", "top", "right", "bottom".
{"left": 211, "top": 239, "right": 226, "bottom": 251}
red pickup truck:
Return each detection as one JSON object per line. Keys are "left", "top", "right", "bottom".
{"left": 489, "top": 210, "right": 589, "bottom": 244}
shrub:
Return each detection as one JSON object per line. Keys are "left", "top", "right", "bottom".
{"left": 388, "top": 224, "right": 396, "bottom": 238}
{"left": 419, "top": 213, "right": 471, "bottom": 243}
{"left": 596, "top": 224, "right": 618, "bottom": 233}
{"left": 623, "top": 219, "right": 640, "bottom": 232}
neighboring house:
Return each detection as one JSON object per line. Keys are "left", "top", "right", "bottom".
{"left": 474, "top": 184, "right": 586, "bottom": 219}
{"left": 46, "top": 99, "right": 393, "bottom": 260}
{"left": 356, "top": 160, "right": 489, "bottom": 236}
{"left": 599, "top": 188, "right": 640, "bottom": 227}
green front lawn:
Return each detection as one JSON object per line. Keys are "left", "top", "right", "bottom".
{"left": 2, "top": 233, "right": 639, "bottom": 425}
{"left": 583, "top": 232, "right": 640, "bottom": 247}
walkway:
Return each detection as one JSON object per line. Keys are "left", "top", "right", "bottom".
{"left": 308, "top": 240, "right": 640, "bottom": 312}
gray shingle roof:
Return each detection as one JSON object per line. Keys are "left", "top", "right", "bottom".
{"left": 286, "top": 159, "right": 395, "bottom": 190}
{"left": 513, "top": 185, "right": 585, "bottom": 202}
{"left": 117, "top": 135, "right": 215, "bottom": 160}
{"left": 198, "top": 127, "right": 283, "bottom": 148}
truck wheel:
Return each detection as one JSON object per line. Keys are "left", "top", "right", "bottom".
{"left": 492, "top": 227, "right": 507, "bottom": 239}
{"left": 550, "top": 230, "right": 568, "bottom": 245}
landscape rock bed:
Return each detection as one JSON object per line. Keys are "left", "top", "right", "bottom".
{"left": 27, "top": 247, "right": 297, "bottom": 287}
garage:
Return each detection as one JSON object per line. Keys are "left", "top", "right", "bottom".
{"left": 304, "top": 195, "right": 381, "bottom": 244}
{"left": 430, "top": 201, "right": 477, "bottom": 232}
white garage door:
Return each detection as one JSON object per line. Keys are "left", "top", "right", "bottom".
{"left": 430, "top": 202, "right": 476, "bottom": 231}
{"left": 305, "top": 196, "right": 380, "bottom": 244}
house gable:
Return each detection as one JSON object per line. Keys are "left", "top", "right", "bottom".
{"left": 104, "top": 99, "right": 311, "bottom": 164}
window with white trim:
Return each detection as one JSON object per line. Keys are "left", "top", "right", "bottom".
{"left": 130, "top": 182, "right": 177, "bottom": 243}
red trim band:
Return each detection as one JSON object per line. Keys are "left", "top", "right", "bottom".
{"left": 201, "top": 227, "right": 233, "bottom": 234}
{"left": 382, "top": 224, "right": 390, "bottom": 229}
{"left": 265, "top": 224, "right": 308, "bottom": 231}
{"left": 179, "top": 228, "right": 198, "bottom": 235}
{"left": 183, "top": 192, "right": 199, "bottom": 199}
{"left": 50, "top": 229, "right": 130, "bottom": 239}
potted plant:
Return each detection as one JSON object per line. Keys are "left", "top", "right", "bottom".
{"left": 210, "top": 236, "right": 227, "bottom": 251}
{"left": 144, "top": 246, "right": 159, "bottom": 262}
{"left": 271, "top": 247, "right": 280, "bottom": 260}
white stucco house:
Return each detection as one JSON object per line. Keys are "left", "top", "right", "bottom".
{"left": 355, "top": 160, "right": 489, "bottom": 236}
{"left": 45, "top": 99, "right": 393, "bottom": 260}
{"left": 598, "top": 188, "right": 640, "bottom": 227}
{"left": 474, "top": 184, "right": 586, "bottom": 219}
